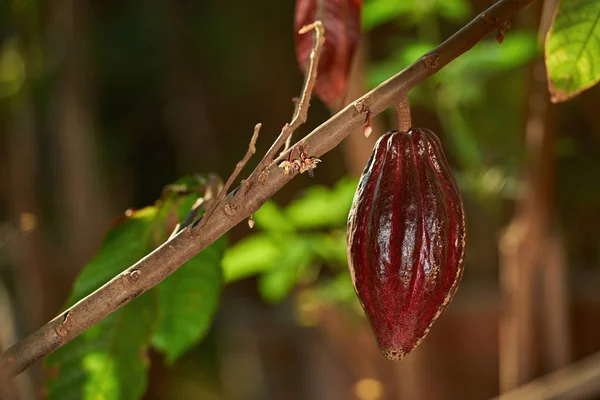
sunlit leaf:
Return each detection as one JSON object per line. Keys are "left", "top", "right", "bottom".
{"left": 285, "top": 178, "right": 358, "bottom": 229}
{"left": 436, "top": 0, "right": 470, "bottom": 22}
{"left": 362, "top": 0, "right": 469, "bottom": 31}
{"left": 307, "top": 231, "right": 348, "bottom": 266}
{"left": 295, "top": 0, "right": 362, "bottom": 108}
{"left": 440, "top": 32, "right": 538, "bottom": 83}
{"left": 368, "top": 41, "right": 434, "bottom": 88}
{"left": 253, "top": 201, "right": 295, "bottom": 233}
{"left": 151, "top": 175, "right": 226, "bottom": 364}
{"left": 221, "top": 234, "right": 281, "bottom": 282}
{"left": 45, "top": 208, "right": 159, "bottom": 400}
{"left": 362, "top": 0, "right": 413, "bottom": 31}
{"left": 258, "top": 239, "right": 313, "bottom": 303}
{"left": 545, "top": 0, "right": 600, "bottom": 102}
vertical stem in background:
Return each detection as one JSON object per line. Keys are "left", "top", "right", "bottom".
{"left": 51, "top": 0, "right": 111, "bottom": 275}
{"left": 6, "top": 96, "right": 46, "bottom": 332}
{"left": 0, "top": 282, "right": 35, "bottom": 400}
{"left": 542, "top": 232, "right": 571, "bottom": 370}
{"left": 163, "top": 0, "right": 222, "bottom": 174}
{"left": 499, "top": 0, "right": 567, "bottom": 392}
{"left": 537, "top": 0, "right": 572, "bottom": 374}
{"left": 5, "top": 1, "right": 52, "bottom": 392}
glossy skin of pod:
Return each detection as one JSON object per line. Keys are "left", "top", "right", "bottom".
{"left": 347, "top": 128, "right": 467, "bottom": 360}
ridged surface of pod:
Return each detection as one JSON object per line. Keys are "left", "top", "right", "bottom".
{"left": 347, "top": 128, "right": 467, "bottom": 360}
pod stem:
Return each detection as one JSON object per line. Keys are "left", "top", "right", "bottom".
{"left": 395, "top": 96, "right": 412, "bottom": 132}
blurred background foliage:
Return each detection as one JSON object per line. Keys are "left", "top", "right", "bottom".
{"left": 2, "top": 0, "right": 600, "bottom": 399}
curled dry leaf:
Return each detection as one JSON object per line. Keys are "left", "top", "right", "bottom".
{"left": 295, "top": 0, "right": 362, "bottom": 109}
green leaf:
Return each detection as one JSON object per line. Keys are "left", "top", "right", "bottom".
{"left": 152, "top": 176, "right": 226, "bottom": 363}
{"left": 545, "top": 0, "right": 600, "bottom": 102}
{"left": 368, "top": 41, "right": 435, "bottom": 88}
{"left": 285, "top": 178, "right": 358, "bottom": 229}
{"left": 362, "top": 0, "right": 414, "bottom": 31}
{"left": 362, "top": 0, "right": 470, "bottom": 31}
{"left": 258, "top": 239, "right": 313, "bottom": 303}
{"left": 152, "top": 236, "right": 226, "bottom": 364}
{"left": 67, "top": 207, "right": 158, "bottom": 305}
{"left": 253, "top": 201, "right": 294, "bottom": 233}
{"left": 45, "top": 208, "right": 159, "bottom": 400}
{"left": 221, "top": 234, "right": 281, "bottom": 282}
{"left": 436, "top": 0, "right": 470, "bottom": 22}
{"left": 307, "top": 231, "right": 348, "bottom": 266}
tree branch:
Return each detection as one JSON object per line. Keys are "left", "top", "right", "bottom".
{"left": 0, "top": 0, "right": 536, "bottom": 378}
{"left": 491, "top": 350, "right": 600, "bottom": 400}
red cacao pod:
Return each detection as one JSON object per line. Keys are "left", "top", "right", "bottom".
{"left": 347, "top": 128, "right": 467, "bottom": 360}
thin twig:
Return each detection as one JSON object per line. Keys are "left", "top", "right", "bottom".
{"left": 282, "top": 21, "right": 325, "bottom": 152}
{"left": 248, "top": 21, "right": 325, "bottom": 192}
{"left": 0, "top": 0, "right": 535, "bottom": 378}
{"left": 197, "top": 123, "right": 261, "bottom": 230}
{"left": 220, "top": 123, "right": 261, "bottom": 202}
{"left": 167, "top": 174, "right": 223, "bottom": 240}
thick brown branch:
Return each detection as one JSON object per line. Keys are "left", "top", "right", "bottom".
{"left": 0, "top": 0, "right": 536, "bottom": 378}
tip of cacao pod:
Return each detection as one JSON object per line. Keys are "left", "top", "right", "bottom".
{"left": 382, "top": 347, "right": 406, "bottom": 361}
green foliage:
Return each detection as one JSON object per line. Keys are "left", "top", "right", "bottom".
{"left": 284, "top": 178, "right": 357, "bottom": 229}
{"left": 362, "top": 0, "right": 470, "bottom": 31}
{"left": 258, "top": 237, "right": 313, "bottom": 303}
{"left": 545, "top": 0, "right": 600, "bottom": 102}
{"left": 45, "top": 209, "right": 159, "bottom": 400}
{"left": 152, "top": 236, "right": 226, "bottom": 364}
{"left": 45, "top": 176, "right": 227, "bottom": 400}
{"left": 222, "top": 235, "right": 281, "bottom": 282}
{"left": 0, "top": 38, "right": 26, "bottom": 98}
{"left": 367, "top": 13, "right": 538, "bottom": 201}
{"left": 222, "top": 178, "right": 358, "bottom": 303}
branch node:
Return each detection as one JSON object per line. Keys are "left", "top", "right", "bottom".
{"left": 482, "top": 12, "right": 497, "bottom": 25}
{"left": 257, "top": 170, "right": 269, "bottom": 184}
{"left": 224, "top": 203, "right": 236, "bottom": 216}
{"left": 127, "top": 270, "right": 141, "bottom": 284}
{"left": 354, "top": 98, "right": 371, "bottom": 115}
{"left": 55, "top": 312, "right": 72, "bottom": 338}
{"left": 424, "top": 53, "right": 440, "bottom": 69}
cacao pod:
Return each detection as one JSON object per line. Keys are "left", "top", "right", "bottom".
{"left": 347, "top": 128, "right": 466, "bottom": 360}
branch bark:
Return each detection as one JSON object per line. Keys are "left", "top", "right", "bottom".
{"left": 491, "top": 351, "right": 600, "bottom": 400}
{"left": 0, "top": 0, "right": 536, "bottom": 378}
